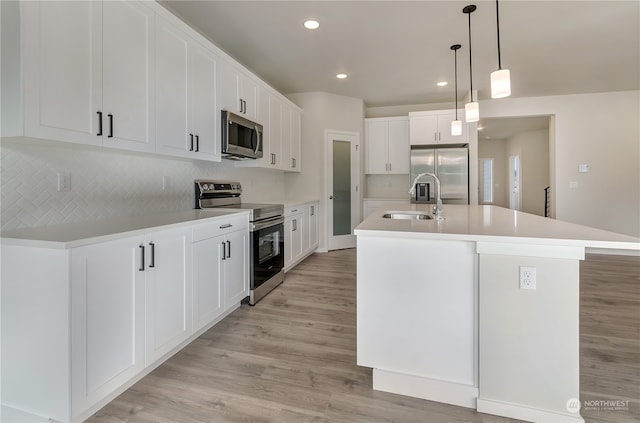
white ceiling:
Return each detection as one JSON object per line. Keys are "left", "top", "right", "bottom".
{"left": 478, "top": 116, "right": 549, "bottom": 140}
{"left": 160, "top": 1, "right": 639, "bottom": 109}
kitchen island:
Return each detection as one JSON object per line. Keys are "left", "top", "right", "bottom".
{"left": 354, "top": 204, "right": 639, "bottom": 423}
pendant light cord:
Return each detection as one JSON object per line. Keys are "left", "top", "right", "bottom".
{"left": 454, "top": 48, "right": 458, "bottom": 119}
{"left": 496, "top": 0, "right": 502, "bottom": 70}
{"left": 467, "top": 11, "right": 473, "bottom": 102}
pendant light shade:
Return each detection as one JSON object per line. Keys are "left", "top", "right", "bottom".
{"left": 465, "top": 101, "right": 479, "bottom": 123}
{"left": 463, "top": 5, "right": 479, "bottom": 123}
{"left": 451, "top": 119, "right": 463, "bottom": 136}
{"left": 450, "top": 44, "right": 463, "bottom": 136}
{"left": 491, "top": 0, "right": 511, "bottom": 98}
{"left": 491, "top": 68, "right": 511, "bottom": 98}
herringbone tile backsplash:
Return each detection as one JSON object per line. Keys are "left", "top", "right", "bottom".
{"left": 1, "top": 140, "right": 285, "bottom": 231}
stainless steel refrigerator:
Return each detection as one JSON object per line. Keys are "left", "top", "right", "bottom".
{"left": 410, "top": 146, "right": 469, "bottom": 204}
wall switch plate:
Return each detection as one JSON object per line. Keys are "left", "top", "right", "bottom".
{"left": 57, "top": 172, "right": 71, "bottom": 192}
{"left": 519, "top": 266, "right": 536, "bottom": 290}
{"left": 162, "top": 176, "right": 170, "bottom": 190}
{"left": 578, "top": 164, "right": 590, "bottom": 173}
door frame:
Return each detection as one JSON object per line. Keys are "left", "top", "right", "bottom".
{"left": 324, "top": 130, "right": 361, "bottom": 251}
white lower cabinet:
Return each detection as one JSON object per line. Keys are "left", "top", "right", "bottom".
{"left": 285, "top": 201, "right": 319, "bottom": 272}
{"left": 71, "top": 235, "right": 147, "bottom": 418}
{"left": 1, "top": 214, "right": 249, "bottom": 423}
{"left": 192, "top": 215, "right": 249, "bottom": 333}
{"left": 143, "top": 227, "right": 192, "bottom": 366}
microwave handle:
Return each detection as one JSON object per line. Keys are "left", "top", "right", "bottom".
{"left": 253, "top": 125, "right": 262, "bottom": 156}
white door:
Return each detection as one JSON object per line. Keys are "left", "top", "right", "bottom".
{"left": 326, "top": 130, "right": 361, "bottom": 250}
{"left": 192, "top": 236, "right": 224, "bottom": 332}
{"left": 155, "top": 18, "right": 189, "bottom": 156}
{"left": 145, "top": 228, "right": 192, "bottom": 366}
{"left": 71, "top": 235, "right": 145, "bottom": 415}
{"left": 190, "top": 41, "right": 219, "bottom": 160}
{"left": 223, "top": 230, "right": 249, "bottom": 310}
{"left": 509, "top": 155, "right": 521, "bottom": 210}
{"left": 22, "top": 1, "right": 102, "bottom": 145}
{"left": 102, "top": 0, "right": 154, "bottom": 151}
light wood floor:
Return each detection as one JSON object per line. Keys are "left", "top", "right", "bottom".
{"left": 88, "top": 250, "right": 639, "bottom": 423}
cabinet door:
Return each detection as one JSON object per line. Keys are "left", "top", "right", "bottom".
{"left": 308, "top": 203, "right": 319, "bottom": 250}
{"left": 291, "top": 215, "right": 303, "bottom": 262}
{"left": 366, "top": 120, "right": 389, "bottom": 174}
{"left": 301, "top": 208, "right": 311, "bottom": 254}
{"left": 22, "top": 1, "right": 102, "bottom": 146}
{"left": 193, "top": 236, "right": 224, "bottom": 332}
{"left": 281, "top": 107, "right": 292, "bottom": 170}
{"left": 409, "top": 115, "right": 437, "bottom": 145}
{"left": 387, "top": 119, "right": 410, "bottom": 174}
{"left": 190, "top": 42, "right": 219, "bottom": 161}
{"left": 71, "top": 235, "right": 145, "bottom": 415}
{"left": 155, "top": 18, "right": 189, "bottom": 157}
{"left": 268, "top": 95, "right": 282, "bottom": 168}
{"left": 223, "top": 230, "right": 249, "bottom": 309}
{"left": 290, "top": 108, "right": 302, "bottom": 171}
{"left": 102, "top": 0, "right": 155, "bottom": 152}
{"left": 238, "top": 70, "right": 257, "bottom": 120}
{"left": 216, "top": 59, "right": 238, "bottom": 115}
{"left": 145, "top": 228, "right": 192, "bottom": 366}
{"left": 437, "top": 112, "right": 466, "bottom": 144}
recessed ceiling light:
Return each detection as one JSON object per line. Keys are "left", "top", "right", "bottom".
{"left": 336, "top": 73, "right": 348, "bottom": 79}
{"left": 477, "top": 125, "right": 484, "bottom": 130}
{"left": 437, "top": 81, "right": 448, "bottom": 87}
{"left": 303, "top": 19, "right": 320, "bottom": 30}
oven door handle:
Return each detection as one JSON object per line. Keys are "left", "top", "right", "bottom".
{"left": 251, "top": 216, "right": 284, "bottom": 232}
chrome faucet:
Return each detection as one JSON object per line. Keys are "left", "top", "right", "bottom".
{"left": 409, "top": 173, "right": 444, "bottom": 220}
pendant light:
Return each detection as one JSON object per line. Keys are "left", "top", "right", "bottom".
{"left": 463, "top": 5, "right": 479, "bottom": 123}
{"left": 491, "top": 0, "right": 511, "bottom": 98}
{"left": 450, "top": 44, "right": 463, "bottom": 136}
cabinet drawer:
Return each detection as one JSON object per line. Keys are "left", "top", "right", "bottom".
{"left": 192, "top": 214, "right": 248, "bottom": 243}
{"left": 285, "top": 205, "right": 304, "bottom": 218}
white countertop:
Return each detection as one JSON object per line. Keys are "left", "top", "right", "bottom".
{"left": 1, "top": 209, "right": 249, "bottom": 249}
{"left": 355, "top": 203, "right": 640, "bottom": 251}
{"left": 284, "top": 199, "right": 319, "bottom": 208}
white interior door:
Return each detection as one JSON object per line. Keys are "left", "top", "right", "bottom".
{"left": 509, "top": 155, "right": 521, "bottom": 210}
{"left": 325, "top": 130, "right": 360, "bottom": 251}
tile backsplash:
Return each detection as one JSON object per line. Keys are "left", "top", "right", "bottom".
{"left": 0, "top": 140, "right": 285, "bottom": 231}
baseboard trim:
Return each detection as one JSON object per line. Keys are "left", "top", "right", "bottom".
{"left": 373, "top": 369, "right": 477, "bottom": 409}
{"left": 477, "top": 398, "right": 585, "bottom": 423}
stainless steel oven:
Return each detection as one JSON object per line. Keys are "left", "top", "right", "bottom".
{"left": 194, "top": 180, "right": 284, "bottom": 305}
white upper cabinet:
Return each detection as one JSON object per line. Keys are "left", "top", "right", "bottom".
{"left": 6, "top": 1, "right": 297, "bottom": 165}
{"left": 155, "top": 16, "right": 219, "bottom": 161}
{"left": 289, "top": 108, "right": 302, "bottom": 172}
{"left": 365, "top": 117, "right": 409, "bottom": 174}
{"left": 20, "top": 1, "right": 102, "bottom": 145}
{"left": 102, "top": 1, "right": 155, "bottom": 152}
{"left": 19, "top": 1, "right": 155, "bottom": 151}
{"left": 409, "top": 110, "right": 467, "bottom": 145}
{"left": 217, "top": 59, "right": 257, "bottom": 121}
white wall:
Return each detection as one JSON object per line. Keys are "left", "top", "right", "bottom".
{"left": 480, "top": 90, "right": 640, "bottom": 237}
{"left": 0, "top": 139, "right": 285, "bottom": 231}
{"left": 478, "top": 139, "right": 508, "bottom": 208}
{"left": 285, "top": 92, "right": 365, "bottom": 251}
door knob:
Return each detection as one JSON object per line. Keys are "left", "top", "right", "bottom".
{"left": 329, "top": 195, "right": 334, "bottom": 200}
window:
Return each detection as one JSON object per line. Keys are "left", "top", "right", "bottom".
{"left": 480, "top": 158, "right": 494, "bottom": 204}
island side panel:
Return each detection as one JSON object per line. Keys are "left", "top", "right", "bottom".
{"left": 357, "top": 235, "right": 477, "bottom": 389}
{"left": 478, "top": 252, "right": 583, "bottom": 423}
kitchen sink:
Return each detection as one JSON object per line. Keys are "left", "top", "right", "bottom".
{"left": 382, "top": 211, "right": 433, "bottom": 220}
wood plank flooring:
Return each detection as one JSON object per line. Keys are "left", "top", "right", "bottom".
{"left": 579, "top": 253, "right": 640, "bottom": 423}
{"left": 88, "top": 250, "right": 639, "bottom": 423}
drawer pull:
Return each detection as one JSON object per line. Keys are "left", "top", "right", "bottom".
{"left": 219, "top": 223, "right": 233, "bottom": 229}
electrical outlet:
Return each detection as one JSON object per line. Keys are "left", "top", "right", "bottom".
{"left": 57, "top": 172, "right": 71, "bottom": 192}
{"left": 162, "top": 176, "right": 170, "bottom": 190}
{"left": 519, "top": 266, "right": 536, "bottom": 290}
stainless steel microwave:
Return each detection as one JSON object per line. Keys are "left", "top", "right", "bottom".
{"left": 221, "top": 110, "right": 263, "bottom": 160}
